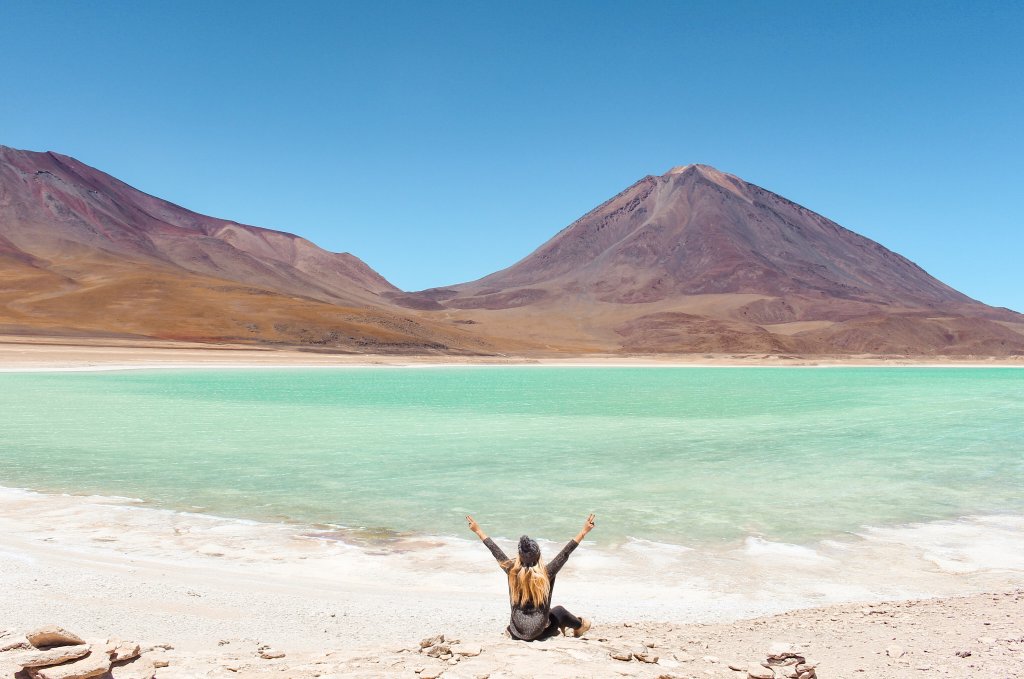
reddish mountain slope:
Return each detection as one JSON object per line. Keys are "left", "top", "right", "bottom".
{"left": 0, "top": 145, "right": 487, "bottom": 353}
{"left": 0, "top": 146, "right": 396, "bottom": 306}
{"left": 401, "top": 165, "right": 1024, "bottom": 355}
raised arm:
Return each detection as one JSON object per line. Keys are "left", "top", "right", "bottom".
{"left": 574, "top": 513, "right": 596, "bottom": 544}
{"left": 547, "top": 513, "right": 596, "bottom": 577}
{"left": 467, "top": 515, "right": 510, "bottom": 567}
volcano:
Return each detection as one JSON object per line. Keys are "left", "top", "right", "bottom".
{"left": 397, "top": 164, "right": 1024, "bottom": 355}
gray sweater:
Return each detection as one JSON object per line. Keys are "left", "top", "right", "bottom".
{"left": 483, "top": 537, "right": 579, "bottom": 640}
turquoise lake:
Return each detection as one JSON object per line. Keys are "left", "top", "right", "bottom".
{"left": 1, "top": 367, "right": 1022, "bottom": 547}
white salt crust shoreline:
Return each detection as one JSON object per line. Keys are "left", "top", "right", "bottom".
{"left": 2, "top": 488, "right": 1023, "bottom": 677}
{"left": 3, "top": 485, "right": 1024, "bottom": 612}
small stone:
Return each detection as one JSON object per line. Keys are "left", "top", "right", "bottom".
{"left": 747, "top": 664, "right": 774, "bottom": 679}
{"left": 1, "top": 639, "right": 30, "bottom": 655}
{"left": 886, "top": 645, "right": 905, "bottom": 659}
{"left": 728, "top": 662, "right": 747, "bottom": 671}
{"left": 955, "top": 649, "right": 972, "bottom": 658}
{"left": 419, "top": 669, "right": 444, "bottom": 679}
{"left": 420, "top": 634, "right": 445, "bottom": 649}
{"left": 643, "top": 639, "right": 656, "bottom": 648}
{"left": 140, "top": 643, "right": 173, "bottom": 653}
{"left": 448, "top": 657, "right": 460, "bottom": 665}
{"left": 914, "top": 665, "right": 931, "bottom": 671}
{"left": 105, "top": 639, "right": 141, "bottom": 662}
{"left": 425, "top": 643, "right": 451, "bottom": 658}
{"left": 259, "top": 649, "right": 286, "bottom": 659}
{"left": 449, "top": 644, "right": 482, "bottom": 657}
{"left": 17, "top": 644, "right": 91, "bottom": 668}
{"left": 610, "top": 649, "right": 633, "bottom": 661}
{"left": 703, "top": 655, "right": 719, "bottom": 663}
{"left": 674, "top": 652, "right": 696, "bottom": 662}
{"left": 146, "top": 650, "right": 170, "bottom": 668}
{"left": 26, "top": 627, "right": 86, "bottom": 649}
{"left": 32, "top": 651, "right": 111, "bottom": 679}
{"left": 767, "top": 642, "right": 799, "bottom": 656}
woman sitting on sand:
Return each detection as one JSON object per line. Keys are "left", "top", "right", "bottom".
{"left": 466, "top": 513, "right": 595, "bottom": 641}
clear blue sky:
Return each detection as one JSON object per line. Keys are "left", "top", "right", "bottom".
{"left": 2, "top": 2, "right": 1021, "bottom": 310}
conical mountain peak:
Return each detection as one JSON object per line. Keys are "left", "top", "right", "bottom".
{"left": 664, "top": 163, "right": 720, "bottom": 175}
{"left": 398, "top": 164, "right": 1024, "bottom": 355}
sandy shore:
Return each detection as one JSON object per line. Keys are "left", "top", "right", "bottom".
{"left": 2, "top": 334, "right": 1023, "bottom": 370}
{"left": 2, "top": 489, "right": 1022, "bottom": 678}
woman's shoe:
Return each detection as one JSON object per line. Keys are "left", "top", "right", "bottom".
{"left": 573, "top": 618, "right": 591, "bottom": 637}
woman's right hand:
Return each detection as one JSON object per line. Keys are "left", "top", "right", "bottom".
{"left": 466, "top": 515, "right": 483, "bottom": 536}
{"left": 574, "top": 513, "right": 596, "bottom": 543}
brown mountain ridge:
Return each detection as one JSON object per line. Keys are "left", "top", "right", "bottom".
{"left": 2, "top": 145, "right": 1022, "bottom": 356}
{"left": 0, "top": 145, "right": 491, "bottom": 353}
{"left": 397, "top": 164, "right": 1024, "bottom": 355}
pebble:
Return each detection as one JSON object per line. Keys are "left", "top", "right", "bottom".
{"left": 259, "top": 649, "right": 286, "bottom": 660}
{"left": 33, "top": 651, "right": 111, "bottom": 679}
{"left": 26, "top": 626, "right": 86, "bottom": 648}
{"left": 17, "top": 644, "right": 91, "bottom": 669}
{"left": 886, "top": 645, "right": 905, "bottom": 659}
{"left": 420, "top": 634, "right": 445, "bottom": 649}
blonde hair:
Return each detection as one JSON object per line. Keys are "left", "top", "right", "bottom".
{"left": 504, "top": 555, "right": 550, "bottom": 608}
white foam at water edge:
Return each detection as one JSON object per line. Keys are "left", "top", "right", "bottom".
{"left": 857, "top": 515, "right": 1024, "bottom": 573}
{"left": 2, "top": 485, "right": 1023, "bottom": 623}
{"left": 742, "top": 536, "right": 834, "bottom": 564}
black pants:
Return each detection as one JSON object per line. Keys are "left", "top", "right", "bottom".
{"left": 539, "top": 605, "right": 582, "bottom": 639}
